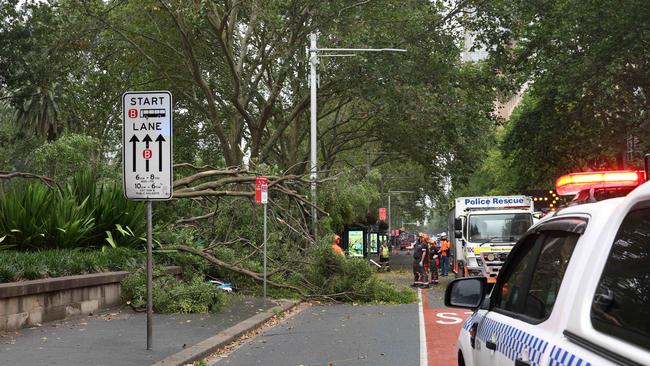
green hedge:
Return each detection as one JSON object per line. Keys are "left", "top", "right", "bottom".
{"left": 0, "top": 248, "right": 144, "bottom": 282}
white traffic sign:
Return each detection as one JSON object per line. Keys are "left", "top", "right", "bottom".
{"left": 122, "top": 91, "right": 173, "bottom": 200}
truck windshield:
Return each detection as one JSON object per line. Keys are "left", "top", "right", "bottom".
{"left": 468, "top": 213, "right": 532, "bottom": 243}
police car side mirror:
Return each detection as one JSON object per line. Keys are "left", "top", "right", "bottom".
{"left": 454, "top": 218, "right": 462, "bottom": 231}
{"left": 444, "top": 277, "right": 486, "bottom": 309}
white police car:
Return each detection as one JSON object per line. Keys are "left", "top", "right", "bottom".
{"left": 445, "top": 169, "right": 650, "bottom": 366}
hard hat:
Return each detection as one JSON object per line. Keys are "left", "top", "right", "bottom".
{"left": 441, "top": 232, "right": 447, "bottom": 236}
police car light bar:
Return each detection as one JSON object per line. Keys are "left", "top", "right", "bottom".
{"left": 556, "top": 170, "right": 646, "bottom": 196}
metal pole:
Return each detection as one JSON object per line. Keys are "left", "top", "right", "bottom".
{"left": 146, "top": 201, "right": 153, "bottom": 350}
{"left": 263, "top": 202, "right": 267, "bottom": 305}
{"left": 309, "top": 33, "right": 318, "bottom": 241}
{"left": 388, "top": 193, "right": 391, "bottom": 238}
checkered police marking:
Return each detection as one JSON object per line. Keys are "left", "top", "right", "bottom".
{"left": 475, "top": 317, "right": 549, "bottom": 366}
{"left": 548, "top": 345, "right": 591, "bottom": 366}
{"left": 463, "top": 312, "right": 482, "bottom": 331}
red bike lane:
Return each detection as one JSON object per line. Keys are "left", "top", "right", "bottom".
{"left": 421, "top": 288, "right": 473, "bottom": 366}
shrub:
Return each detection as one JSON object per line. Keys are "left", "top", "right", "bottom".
{"left": 0, "top": 184, "right": 95, "bottom": 249}
{"left": 0, "top": 169, "right": 145, "bottom": 250}
{"left": 0, "top": 248, "right": 144, "bottom": 282}
{"left": 120, "top": 268, "right": 225, "bottom": 313}
{"left": 67, "top": 170, "right": 146, "bottom": 248}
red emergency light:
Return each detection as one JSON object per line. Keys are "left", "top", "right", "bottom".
{"left": 556, "top": 170, "right": 646, "bottom": 196}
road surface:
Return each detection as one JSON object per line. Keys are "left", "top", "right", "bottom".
{"left": 214, "top": 250, "right": 467, "bottom": 366}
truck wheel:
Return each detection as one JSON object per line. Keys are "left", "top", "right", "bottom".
{"left": 456, "top": 262, "right": 465, "bottom": 278}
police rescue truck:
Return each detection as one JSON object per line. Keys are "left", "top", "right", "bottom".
{"left": 446, "top": 169, "right": 650, "bottom": 366}
{"left": 449, "top": 196, "right": 535, "bottom": 281}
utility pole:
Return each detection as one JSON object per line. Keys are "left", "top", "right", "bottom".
{"left": 308, "top": 34, "right": 406, "bottom": 243}
{"left": 387, "top": 190, "right": 415, "bottom": 239}
{"left": 309, "top": 34, "right": 318, "bottom": 241}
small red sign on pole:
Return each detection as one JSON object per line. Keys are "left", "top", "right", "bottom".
{"left": 255, "top": 176, "right": 268, "bottom": 204}
{"left": 378, "top": 207, "right": 386, "bottom": 221}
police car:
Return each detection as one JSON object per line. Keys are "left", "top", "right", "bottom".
{"left": 445, "top": 169, "right": 650, "bottom": 366}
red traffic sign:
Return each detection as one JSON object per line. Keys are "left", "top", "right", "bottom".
{"left": 379, "top": 207, "right": 387, "bottom": 221}
{"left": 255, "top": 176, "right": 268, "bottom": 204}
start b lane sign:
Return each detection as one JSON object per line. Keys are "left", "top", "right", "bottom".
{"left": 122, "top": 91, "right": 173, "bottom": 200}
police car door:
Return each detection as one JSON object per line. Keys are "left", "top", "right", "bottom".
{"left": 474, "top": 223, "right": 582, "bottom": 366}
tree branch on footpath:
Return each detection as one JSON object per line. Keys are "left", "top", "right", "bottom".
{"left": 175, "top": 245, "right": 362, "bottom": 302}
{"left": 176, "top": 245, "right": 308, "bottom": 297}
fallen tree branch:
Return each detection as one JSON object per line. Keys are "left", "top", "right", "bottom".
{"left": 173, "top": 190, "right": 254, "bottom": 198}
{"left": 176, "top": 245, "right": 307, "bottom": 297}
{"left": 175, "top": 209, "right": 219, "bottom": 224}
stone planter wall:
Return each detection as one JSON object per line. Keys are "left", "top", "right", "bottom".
{"left": 0, "top": 267, "right": 181, "bottom": 331}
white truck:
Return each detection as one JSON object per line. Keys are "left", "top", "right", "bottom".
{"left": 448, "top": 195, "right": 534, "bottom": 281}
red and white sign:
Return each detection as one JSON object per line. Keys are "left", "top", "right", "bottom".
{"left": 378, "top": 207, "right": 387, "bottom": 221}
{"left": 255, "top": 176, "right": 268, "bottom": 204}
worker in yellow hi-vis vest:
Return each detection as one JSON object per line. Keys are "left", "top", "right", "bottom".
{"left": 379, "top": 240, "right": 390, "bottom": 271}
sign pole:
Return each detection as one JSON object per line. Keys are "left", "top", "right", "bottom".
{"left": 146, "top": 201, "right": 153, "bottom": 350}
{"left": 123, "top": 90, "right": 173, "bottom": 351}
{"left": 255, "top": 176, "right": 269, "bottom": 305}
{"left": 263, "top": 202, "right": 267, "bottom": 305}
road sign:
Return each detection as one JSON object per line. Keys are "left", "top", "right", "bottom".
{"left": 255, "top": 176, "right": 268, "bottom": 204}
{"left": 379, "top": 207, "right": 387, "bottom": 221}
{"left": 123, "top": 91, "right": 173, "bottom": 200}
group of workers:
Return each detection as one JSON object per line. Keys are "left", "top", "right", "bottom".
{"left": 411, "top": 232, "right": 450, "bottom": 288}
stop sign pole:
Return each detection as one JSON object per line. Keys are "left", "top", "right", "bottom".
{"left": 255, "top": 177, "right": 269, "bottom": 304}
{"left": 122, "top": 91, "right": 173, "bottom": 351}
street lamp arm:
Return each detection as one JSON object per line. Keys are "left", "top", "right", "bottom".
{"left": 317, "top": 54, "right": 358, "bottom": 58}
{"left": 313, "top": 48, "right": 407, "bottom": 53}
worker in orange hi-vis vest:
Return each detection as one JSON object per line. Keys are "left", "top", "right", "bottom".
{"left": 331, "top": 234, "right": 345, "bottom": 256}
{"left": 439, "top": 232, "right": 450, "bottom": 276}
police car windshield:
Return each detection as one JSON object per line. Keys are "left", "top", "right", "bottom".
{"left": 468, "top": 213, "right": 532, "bottom": 243}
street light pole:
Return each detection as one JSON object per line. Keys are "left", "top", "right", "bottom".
{"left": 387, "top": 190, "right": 415, "bottom": 239}
{"left": 388, "top": 194, "right": 391, "bottom": 236}
{"left": 308, "top": 33, "right": 406, "bottom": 242}
{"left": 309, "top": 34, "right": 318, "bottom": 241}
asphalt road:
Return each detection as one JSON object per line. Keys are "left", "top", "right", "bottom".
{"left": 216, "top": 303, "right": 420, "bottom": 366}
{"left": 215, "top": 250, "right": 467, "bottom": 366}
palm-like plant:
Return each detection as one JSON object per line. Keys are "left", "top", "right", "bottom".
{"left": 14, "top": 82, "right": 60, "bottom": 142}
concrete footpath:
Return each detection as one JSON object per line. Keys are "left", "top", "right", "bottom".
{"left": 0, "top": 296, "right": 297, "bottom": 366}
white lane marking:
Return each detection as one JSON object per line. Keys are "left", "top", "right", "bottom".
{"left": 418, "top": 289, "right": 428, "bottom": 366}
{"left": 436, "top": 312, "right": 464, "bottom": 324}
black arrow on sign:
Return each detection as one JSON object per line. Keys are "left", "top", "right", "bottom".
{"left": 143, "top": 134, "right": 152, "bottom": 172}
{"left": 155, "top": 134, "right": 166, "bottom": 172}
{"left": 129, "top": 135, "right": 139, "bottom": 172}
